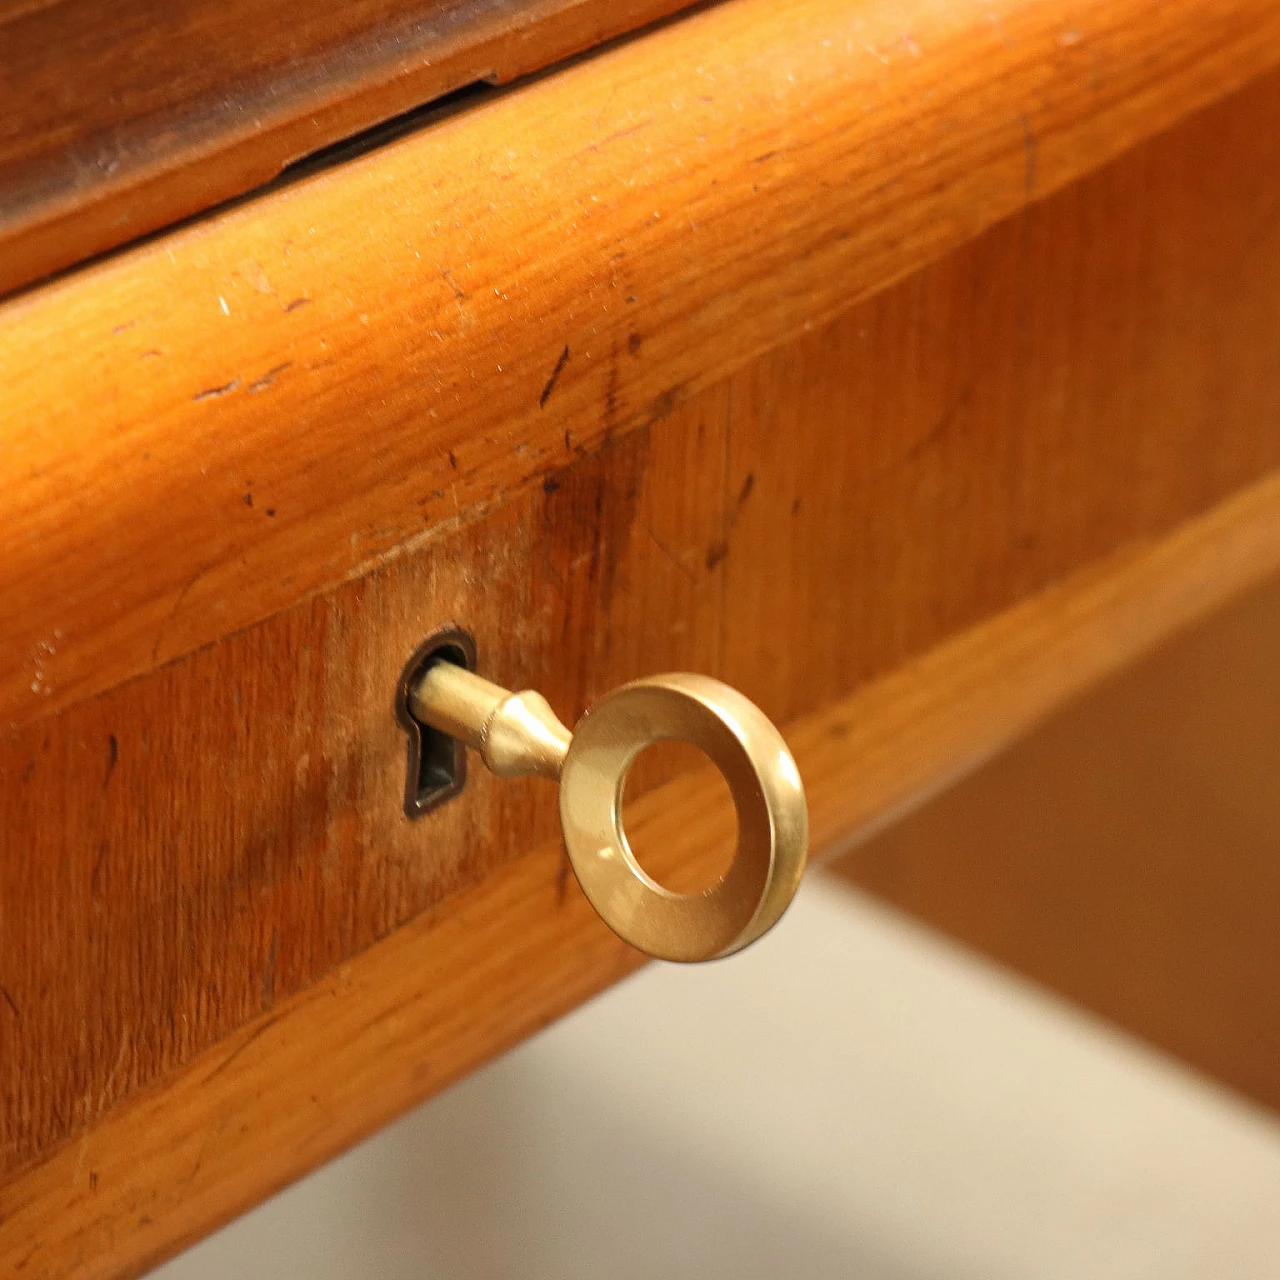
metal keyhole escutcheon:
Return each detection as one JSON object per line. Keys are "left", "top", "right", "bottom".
{"left": 407, "top": 654, "right": 808, "bottom": 963}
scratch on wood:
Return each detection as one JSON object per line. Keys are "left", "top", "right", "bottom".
{"left": 895, "top": 380, "right": 975, "bottom": 472}
{"left": 192, "top": 379, "right": 239, "bottom": 403}
{"left": 283, "top": 296, "right": 311, "bottom": 312}
{"left": 584, "top": 121, "right": 650, "bottom": 155}
{"left": 98, "top": 1035, "right": 130, "bottom": 1115}
{"left": 181, "top": 1134, "right": 209, "bottom": 1190}
{"left": 249, "top": 362, "right": 292, "bottom": 393}
{"left": 150, "top": 562, "right": 212, "bottom": 664}
{"left": 540, "top": 345, "right": 571, "bottom": 408}
{"left": 442, "top": 269, "right": 466, "bottom": 300}
{"left": 1, "top": 985, "right": 19, "bottom": 1018}
{"left": 643, "top": 524, "right": 695, "bottom": 583}
{"left": 202, "top": 1013, "right": 283, "bottom": 1085}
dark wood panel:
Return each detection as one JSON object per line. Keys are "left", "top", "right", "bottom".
{"left": 0, "top": 0, "right": 696, "bottom": 296}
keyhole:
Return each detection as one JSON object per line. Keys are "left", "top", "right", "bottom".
{"left": 397, "top": 628, "right": 476, "bottom": 817}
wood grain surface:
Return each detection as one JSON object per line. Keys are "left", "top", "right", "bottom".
{"left": 836, "top": 569, "right": 1280, "bottom": 1114}
{"left": 9, "top": 9, "right": 1280, "bottom": 1270}
{"left": 5, "top": 0, "right": 1280, "bottom": 733}
{"left": 0, "top": 0, "right": 697, "bottom": 297}
{"left": 7, "top": 462, "right": 1280, "bottom": 1280}
{"left": 7, "top": 60, "right": 1280, "bottom": 1217}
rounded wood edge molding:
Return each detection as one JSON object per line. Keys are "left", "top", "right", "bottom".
{"left": 0, "top": 0, "right": 700, "bottom": 300}
{"left": 3, "top": 0, "right": 1280, "bottom": 732}
{"left": 5, "top": 465, "right": 1280, "bottom": 1280}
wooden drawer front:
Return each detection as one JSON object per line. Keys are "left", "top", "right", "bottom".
{"left": 8, "top": 66, "right": 1280, "bottom": 1192}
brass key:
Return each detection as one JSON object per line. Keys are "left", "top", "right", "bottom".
{"left": 408, "top": 656, "right": 808, "bottom": 963}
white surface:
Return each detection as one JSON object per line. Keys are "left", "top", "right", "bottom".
{"left": 156, "top": 879, "right": 1280, "bottom": 1279}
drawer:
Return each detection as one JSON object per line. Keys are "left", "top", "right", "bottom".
{"left": 6, "top": 0, "right": 1280, "bottom": 1273}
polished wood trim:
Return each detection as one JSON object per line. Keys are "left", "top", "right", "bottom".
{"left": 0, "top": 0, "right": 697, "bottom": 298}
{"left": 6, "top": 465, "right": 1280, "bottom": 1280}
{"left": 5, "top": 0, "right": 1280, "bottom": 731}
